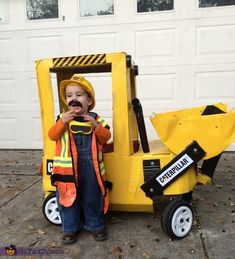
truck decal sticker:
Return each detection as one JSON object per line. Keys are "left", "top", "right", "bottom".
{"left": 156, "top": 154, "right": 193, "bottom": 187}
{"left": 53, "top": 54, "right": 106, "bottom": 68}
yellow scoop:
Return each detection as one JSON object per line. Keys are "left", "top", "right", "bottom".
{"left": 151, "top": 103, "right": 235, "bottom": 159}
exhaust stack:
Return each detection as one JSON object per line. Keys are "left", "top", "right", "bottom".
{"left": 132, "top": 98, "right": 150, "bottom": 153}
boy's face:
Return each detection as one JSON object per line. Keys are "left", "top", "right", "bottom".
{"left": 65, "top": 84, "right": 92, "bottom": 115}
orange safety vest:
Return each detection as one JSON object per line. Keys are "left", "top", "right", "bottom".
{"left": 50, "top": 113, "right": 110, "bottom": 213}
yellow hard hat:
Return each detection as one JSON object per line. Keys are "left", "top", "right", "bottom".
{"left": 59, "top": 74, "right": 95, "bottom": 110}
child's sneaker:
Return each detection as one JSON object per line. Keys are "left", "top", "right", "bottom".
{"left": 61, "top": 232, "right": 78, "bottom": 244}
{"left": 92, "top": 229, "right": 108, "bottom": 241}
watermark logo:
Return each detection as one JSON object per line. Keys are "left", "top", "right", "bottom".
{"left": 5, "top": 245, "right": 17, "bottom": 256}
{"left": 1, "top": 244, "right": 65, "bottom": 256}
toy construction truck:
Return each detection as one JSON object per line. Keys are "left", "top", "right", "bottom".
{"left": 35, "top": 52, "right": 235, "bottom": 239}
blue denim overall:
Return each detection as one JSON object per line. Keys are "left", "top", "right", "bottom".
{"left": 57, "top": 132, "right": 105, "bottom": 233}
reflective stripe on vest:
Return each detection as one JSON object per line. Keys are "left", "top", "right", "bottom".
{"left": 53, "top": 156, "right": 73, "bottom": 168}
{"left": 52, "top": 129, "right": 73, "bottom": 175}
{"left": 61, "top": 129, "right": 69, "bottom": 157}
{"left": 99, "top": 161, "right": 105, "bottom": 176}
{"left": 97, "top": 116, "right": 108, "bottom": 128}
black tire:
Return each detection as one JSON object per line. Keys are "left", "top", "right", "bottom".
{"left": 161, "top": 199, "right": 193, "bottom": 240}
{"left": 42, "top": 192, "right": 61, "bottom": 226}
{"left": 182, "top": 191, "right": 193, "bottom": 202}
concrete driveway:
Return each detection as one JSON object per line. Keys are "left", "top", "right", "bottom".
{"left": 0, "top": 150, "right": 234, "bottom": 259}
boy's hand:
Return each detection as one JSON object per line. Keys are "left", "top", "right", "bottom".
{"left": 61, "top": 110, "right": 75, "bottom": 125}
{"left": 83, "top": 114, "right": 98, "bottom": 129}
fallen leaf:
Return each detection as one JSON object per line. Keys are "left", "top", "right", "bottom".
{"left": 112, "top": 246, "right": 122, "bottom": 257}
{"left": 28, "top": 239, "right": 38, "bottom": 247}
{"left": 48, "top": 242, "right": 58, "bottom": 248}
{"left": 143, "top": 252, "right": 150, "bottom": 258}
{"left": 38, "top": 229, "right": 46, "bottom": 235}
{"left": 29, "top": 225, "right": 35, "bottom": 230}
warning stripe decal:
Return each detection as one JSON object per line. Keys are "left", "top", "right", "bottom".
{"left": 53, "top": 54, "right": 106, "bottom": 68}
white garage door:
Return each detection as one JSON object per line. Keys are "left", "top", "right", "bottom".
{"left": 0, "top": 0, "right": 235, "bottom": 150}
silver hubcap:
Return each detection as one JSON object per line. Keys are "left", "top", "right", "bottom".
{"left": 171, "top": 205, "right": 193, "bottom": 237}
{"left": 44, "top": 197, "right": 61, "bottom": 225}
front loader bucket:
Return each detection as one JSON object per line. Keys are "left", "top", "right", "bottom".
{"left": 151, "top": 103, "right": 235, "bottom": 159}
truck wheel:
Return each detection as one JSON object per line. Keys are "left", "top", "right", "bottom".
{"left": 161, "top": 199, "right": 193, "bottom": 239}
{"left": 42, "top": 192, "right": 61, "bottom": 225}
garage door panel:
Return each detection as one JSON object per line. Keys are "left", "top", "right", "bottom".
{"left": 0, "top": 111, "right": 42, "bottom": 149}
{"left": 196, "top": 24, "right": 235, "bottom": 55}
{"left": 0, "top": 73, "right": 40, "bottom": 112}
{"left": 0, "top": 117, "right": 18, "bottom": 147}
{"left": 27, "top": 35, "right": 62, "bottom": 64}
{"left": 0, "top": 77, "right": 16, "bottom": 106}
{"left": 136, "top": 28, "right": 176, "bottom": 57}
{"left": 135, "top": 28, "right": 177, "bottom": 66}
{"left": 195, "top": 70, "right": 235, "bottom": 100}
{"left": 135, "top": 19, "right": 235, "bottom": 67}
{"left": 79, "top": 32, "right": 118, "bottom": 54}
{"left": 20, "top": 113, "right": 42, "bottom": 149}
{"left": 193, "top": 63, "right": 235, "bottom": 109}
{"left": 134, "top": 20, "right": 196, "bottom": 66}
{"left": 137, "top": 66, "right": 195, "bottom": 112}
{"left": 137, "top": 74, "right": 175, "bottom": 101}
{"left": 138, "top": 64, "right": 235, "bottom": 121}
{"left": 0, "top": 38, "right": 13, "bottom": 64}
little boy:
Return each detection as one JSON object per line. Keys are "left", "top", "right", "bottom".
{"left": 48, "top": 74, "right": 111, "bottom": 244}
